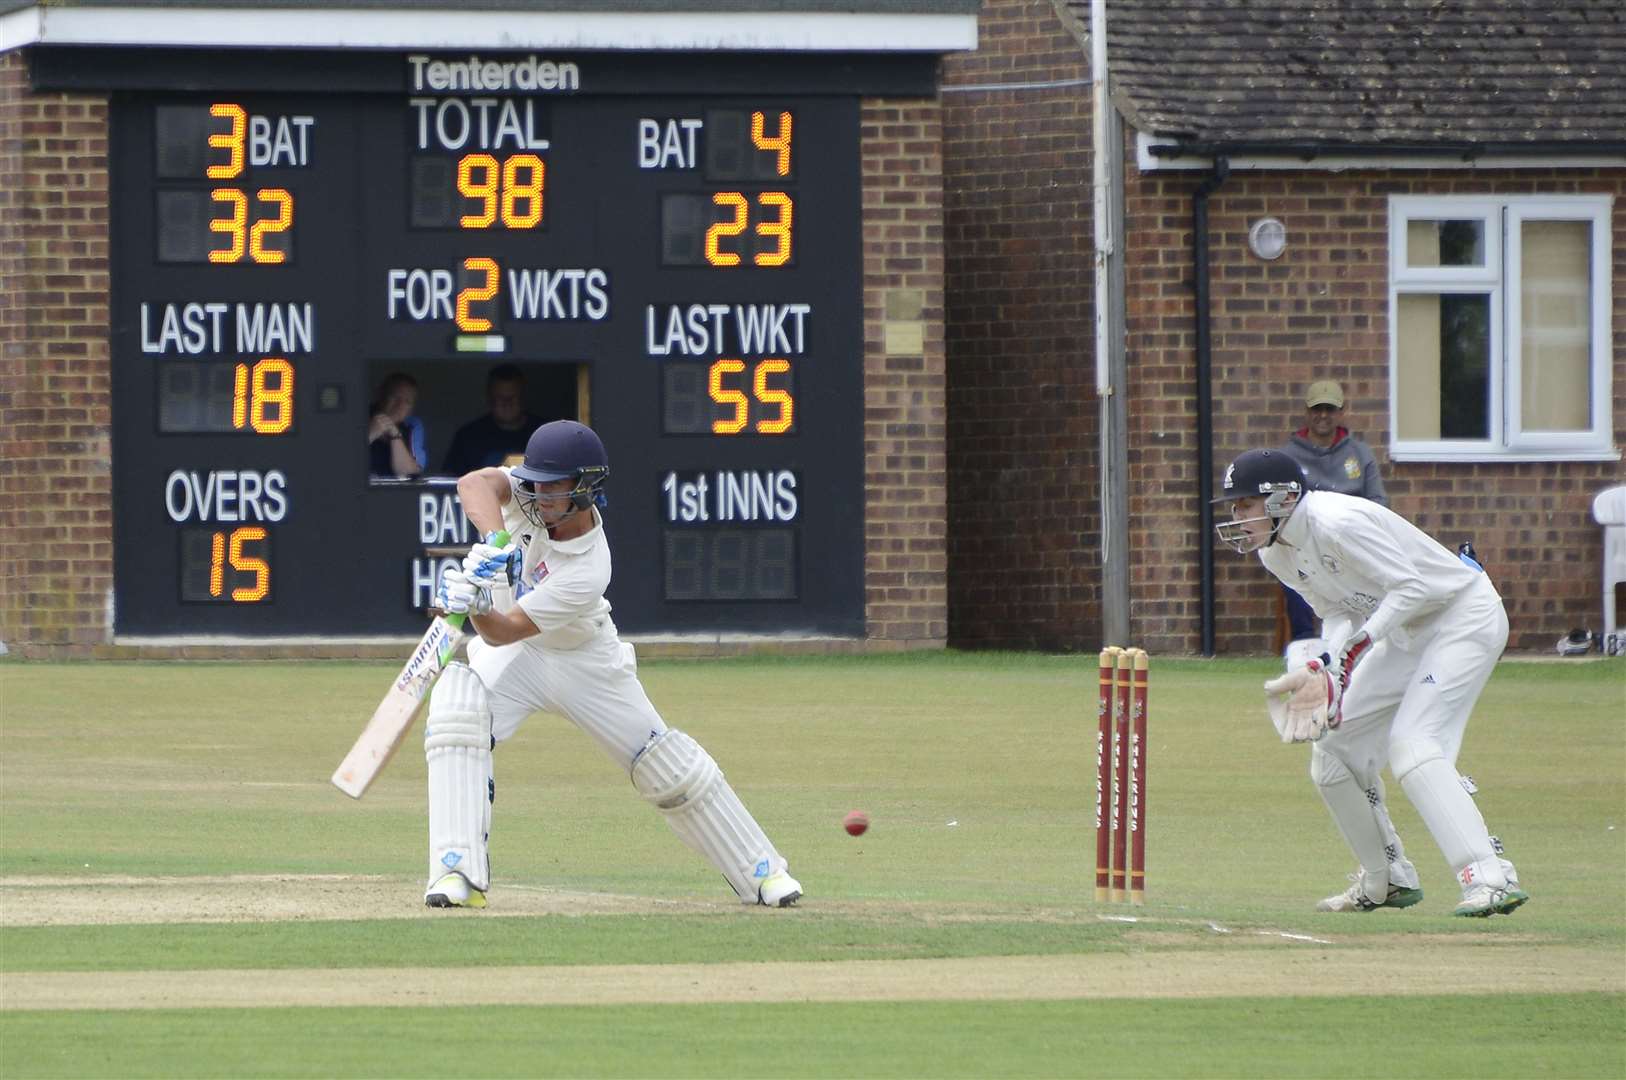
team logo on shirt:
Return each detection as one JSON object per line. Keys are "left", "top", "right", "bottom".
{"left": 1320, "top": 555, "right": 1341, "bottom": 573}
{"left": 1343, "top": 456, "right": 1361, "bottom": 480}
{"left": 1338, "top": 592, "right": 1379, "bottom": 616}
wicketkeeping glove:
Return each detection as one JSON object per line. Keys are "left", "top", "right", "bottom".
{"left": 1263, "top": 658, "right": 1342, "bottom": 743}
{"left": 462, "top": 532, "right": 520, "bottom": 587}
{"left": 1334, "top": 630, "right": 1373, "bottom": 689}
{"left": 436, "top": 566, "right": 493, "bottom": 617}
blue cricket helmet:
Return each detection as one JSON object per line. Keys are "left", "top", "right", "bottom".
{"left": 512, "top": 420, "right": 609, "bottom": 512}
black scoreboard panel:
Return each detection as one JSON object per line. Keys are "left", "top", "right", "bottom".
{"left": 109, "top": 69, "right": 864, "bottom": 637}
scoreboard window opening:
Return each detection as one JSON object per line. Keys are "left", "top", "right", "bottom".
{"left": 363, "top": 358, "right": 585, "bottom": 485}
{"left": 664, "top": 528, "right": 797, "bottom": 602}
{"left": 662, "top": 358, "right": 796, "bottom": 436}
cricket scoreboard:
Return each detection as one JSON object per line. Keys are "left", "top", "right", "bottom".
{"left": 98, "top": 52, "right": 894, "bottom": 637}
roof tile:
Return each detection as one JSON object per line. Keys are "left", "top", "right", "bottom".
{"left": 1061, "top": 0, "right": 1626, "bottom": 150}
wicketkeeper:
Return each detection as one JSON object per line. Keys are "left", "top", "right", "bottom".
{"left": 1213, "top": 448, "right": 1527, "bottom": 917}
{"left": 424, "top": 419, "right": 802, "bottom": 910}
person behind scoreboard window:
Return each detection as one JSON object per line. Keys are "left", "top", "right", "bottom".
{"left": 440, "top": 364, "right": 543, "bottom": 476}
{"left": 1277, "top": 379, "right": 1388, "bottom": 668}
{"left": 422, "top": 419, "right": 803, "bottom": 911}
{"left": 367, "top": 372, "right": 427, "bottom": 479}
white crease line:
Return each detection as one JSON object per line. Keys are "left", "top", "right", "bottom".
{"left": 1258, "top": 930, "right": 1334, "bottom": 944}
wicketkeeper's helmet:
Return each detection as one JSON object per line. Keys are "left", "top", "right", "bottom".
{"left": 1213, "top": 448, "right": 1305, "bottom": 552}
{"left": 1213, "top": 448, "right": 1305, "bottom": 504}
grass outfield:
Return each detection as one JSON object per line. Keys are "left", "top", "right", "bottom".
{"left": 3, "top": 996, "right": 1622, "bottom": 1078}
{"left": 1, "top": 653, "right": 1623, "bottom": 1077}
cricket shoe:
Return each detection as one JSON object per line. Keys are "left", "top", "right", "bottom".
{"left": 1453, "top": 883, "right": 1529, "bottom": 918}
{"left": 425, "top": 871, "right": 487, "bottom": 909}
{"left": 1316, "top": 872, "right": 1424, "bottom": 912}
{"left": 757, "top": 871, "right": 803, "bottom": 908}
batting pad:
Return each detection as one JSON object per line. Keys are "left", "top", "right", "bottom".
{"left": 1393, "top": 746, "right": 1505, "bottom": 890}
{"left": 425, "top": 663, "right": 494, "bottom": 892}
{"left": 630, "top": 729, "right": 786, "bottom": 902}
{"left": 1310, "top": 745, "right": 1391, "bottom": 896}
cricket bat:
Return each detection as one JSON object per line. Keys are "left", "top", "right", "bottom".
{"left": 330, "top": 530, "right": 508, "bottom": 799}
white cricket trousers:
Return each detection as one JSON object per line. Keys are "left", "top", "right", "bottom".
{"left": 467, "top": 628, "right": 667, "bottom": 770}
{"left": 1319, "top": 573, "right": 1509, "bottom": 783}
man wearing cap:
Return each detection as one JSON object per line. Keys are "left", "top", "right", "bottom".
{"left": 1278, "top": 380, "right": 1388, "bottom": 667}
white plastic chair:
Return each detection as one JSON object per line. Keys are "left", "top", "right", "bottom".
{"left": 1592, "top": 485, "right": 1626, "bottom": 647}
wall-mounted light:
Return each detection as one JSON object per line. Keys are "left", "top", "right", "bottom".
{"left": 1248, "top": 217, "right": 1287, "bottom": 260}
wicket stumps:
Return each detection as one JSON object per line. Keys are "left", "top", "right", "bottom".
{"left": 1095, "top": 646, "right": 1148, "bottom": 905}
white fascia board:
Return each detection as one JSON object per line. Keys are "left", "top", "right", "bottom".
{"left": 1136, "top": 131, "right": 1626, "bottom": 172}
{"left": 4, "top": 7, "right": 978, "bottom": 52}
{"left": 0, "top": 7, "right": 44, "bottom": 51}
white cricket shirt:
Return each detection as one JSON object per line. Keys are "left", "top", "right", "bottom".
{"left": 1259, "top": 491, "right": 1486, "bottom": 649}
{"left": 497, "top": 468, "right": 615, "bottom": 649}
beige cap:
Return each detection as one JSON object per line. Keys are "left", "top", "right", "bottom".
{"left": 1304, "top": 380, "right": 1345, "bottom": 409}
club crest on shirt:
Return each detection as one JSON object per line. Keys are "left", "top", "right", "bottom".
{"left": 1320, "top": 554, "right": 1341, "bottom": 573}
{"left": 1340, "top": 591, "right": 1378, "bottom": 615}
{"left": 1343, "top": 456, "right": 1361, "bottom": 480}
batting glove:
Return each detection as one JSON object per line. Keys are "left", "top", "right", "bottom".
{"left": 462, "top": 532, "right": 520, "bottom": 587}
{"left": 437, "top": 566, "right": 493, "bottom": 616}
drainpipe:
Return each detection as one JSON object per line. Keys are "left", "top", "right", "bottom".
{"left": 1194, "top": 158, "right": 1229, "bottom": 657}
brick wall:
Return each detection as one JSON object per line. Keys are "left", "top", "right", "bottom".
{"left": 940, "top": 0, "right": 1097, "bottom": 649}
{"left": 861, "top": 98, "right": 950, "bottom": 646}
{"left": 0, "top": 52, "right": 113, "bottom": 657}
{"left": 1124, "top": 163, "right": 1626, "bottom": 653}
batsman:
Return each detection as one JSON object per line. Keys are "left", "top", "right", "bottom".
{"left": 1214, "top": 448, "right": 1527, "bottom": 918}
{"left": 422, "top": 419, "right": 802, "bottom": 910}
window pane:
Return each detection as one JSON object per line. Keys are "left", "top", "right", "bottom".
{"left": 1406, "top": 219, "right": 1485, "bottom": 268}
{"left": 1520, "top": 219, "right": 1591, "bottom": 431}
{"left": 1397, "top": 293, "right": 1490, "bottom": 439}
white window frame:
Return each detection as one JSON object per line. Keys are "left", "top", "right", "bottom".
{"left": 1388, "top": 194, "right": 1617, "bottom": 462}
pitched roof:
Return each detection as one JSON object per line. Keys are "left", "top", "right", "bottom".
{"left": 1069, "top": 0, "right": 1626, "bottom": 154}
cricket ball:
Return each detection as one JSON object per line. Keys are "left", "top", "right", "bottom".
{"left": 843, "top": 810, "right": 869, "bottom": 836}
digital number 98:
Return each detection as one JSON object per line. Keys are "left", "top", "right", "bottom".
{"left": 457, "top": 154, "right": 545, "bottom": 229}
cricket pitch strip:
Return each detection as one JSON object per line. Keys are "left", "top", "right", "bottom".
{"left": 1, "top": 875, "right": 1620, "bottom": 1012}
